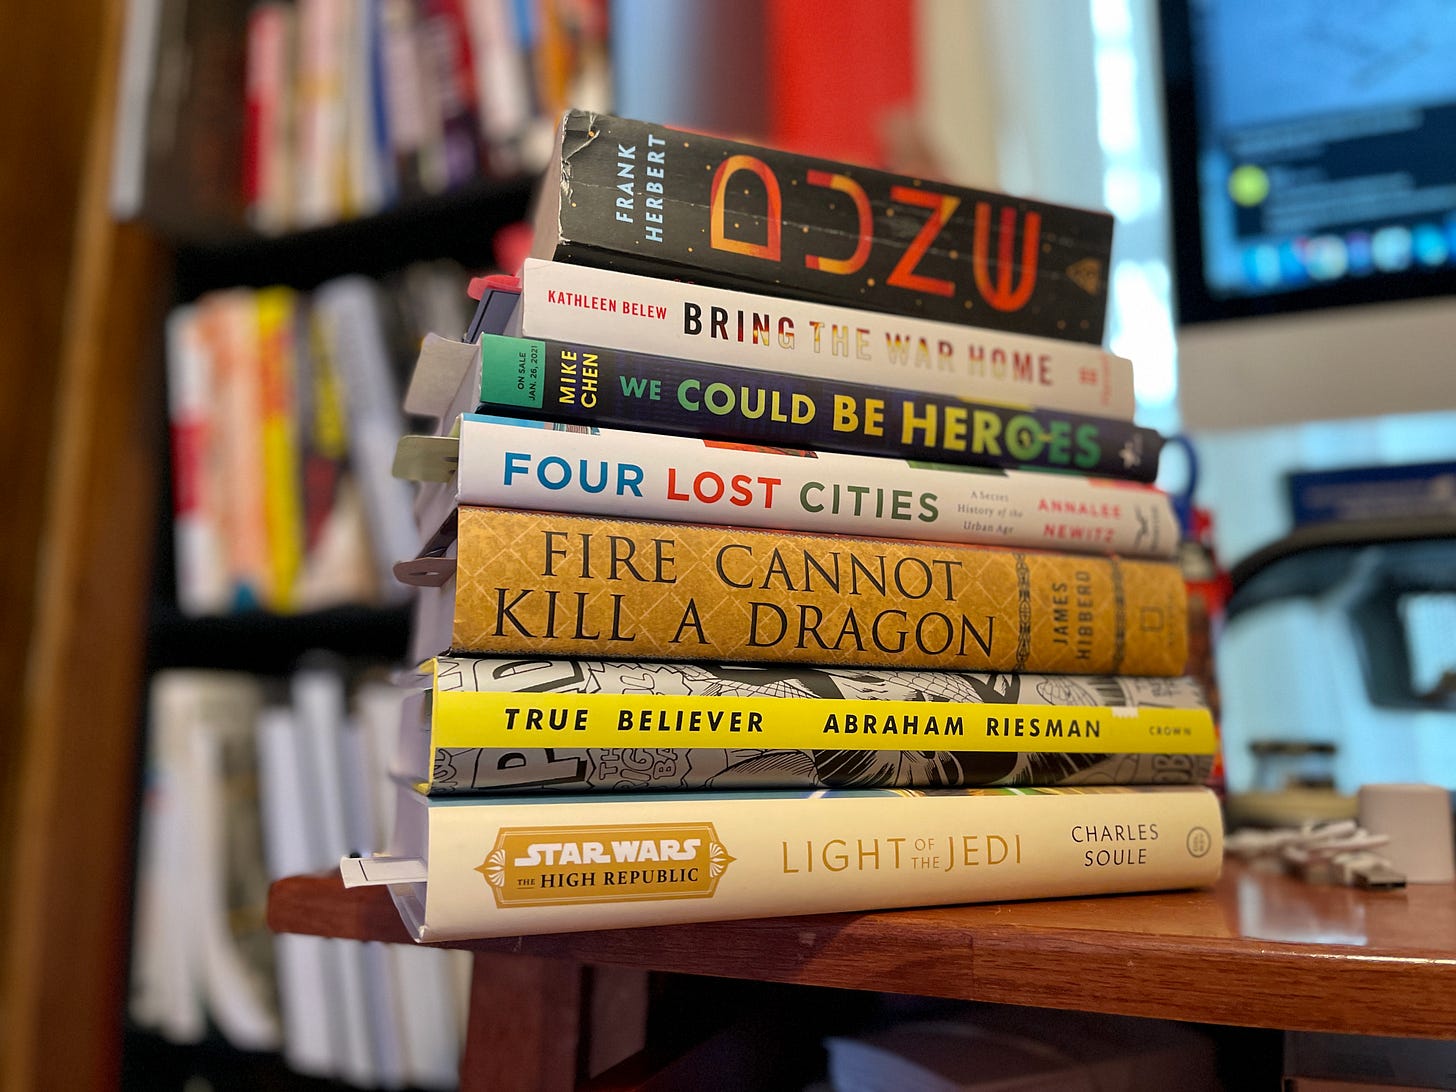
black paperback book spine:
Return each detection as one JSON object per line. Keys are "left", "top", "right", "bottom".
{"left": 539, "top": 110, "right": 1115, "bottom": 344}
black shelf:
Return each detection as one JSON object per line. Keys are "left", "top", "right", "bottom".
{"left": 122, "top": 1027, "right": 375, "bottom": 1092}
{"left": 145, "top": 599, "right": 413, "bottom": 675}
{"left": 170, "top": 173, "right": 540, "bottom": 299}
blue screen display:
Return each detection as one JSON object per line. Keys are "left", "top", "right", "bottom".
{"left": 1182, "top": 0, "right": 1456, "bottom": 302}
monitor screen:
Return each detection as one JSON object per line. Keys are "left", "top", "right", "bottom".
{"left": 1159, "top": 0, "right": 1456, "bottom": 429}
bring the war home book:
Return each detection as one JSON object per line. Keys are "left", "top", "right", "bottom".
{"left": 509, "top": 258, "right": 1135, "bottom": 419}
{"left": 394, "top": 414, "right": 1180, "bottom": 561}
{"left": 415, "top": 332, "right": 1163, "bottom": 481}
{"left": 340, "top": 783, "right": 1223, "bottom": 941}
{"left": 529, "top": 111, "right": 1114, "bottom": 344}
{"left": 397, "top": 654, "right": 1218, "bottom": 794}
{"left": 396, "top": 507, "right": 1189, "bottom": 676}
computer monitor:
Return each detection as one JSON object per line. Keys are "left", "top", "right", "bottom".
{"left": 1158, "top": 0, "right": 1456, "bottom": 431}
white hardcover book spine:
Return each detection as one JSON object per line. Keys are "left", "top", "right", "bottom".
{"left": 354, "top": 685, "right": 465, "bottom": 1088}
{"left": 145, "top": 671, "right": 280, "bottom": 1048}
{"left": 292, "top": 667, "right": 379, "bottom": 1088}
{"left": 315, "top": 276, "right": 417, "bottom": 599}
{"left": 449, "top": 416, "right": 1178, "bottom": 559}
{"left": 294, "top": 0, "right": 349, "bottom": 227}
{"left": 187, "top": 726, "right": 282, "bottom": 1052}
{"left": 109, "top": 0, "right": 164, "bottom": 218}
{"left": 257, "top": 705, "right": 341, "bottom": 1079}
{"left": 514, "top": 257, "right": 1136, "bottom": 419}
{"left": 401, "top": 786, "right": 1222, "bottom": 941}
{"left": 164, "top": 306, "right": 230, "bottom": 615}
{"left": 342, "top": 690, "right": 409, "bottom": 1089}
{"left": 130, "top": 672, "right": 208, "bottom": 1044}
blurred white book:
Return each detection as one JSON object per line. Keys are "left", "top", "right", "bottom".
{"left": 129, "top": 671, "right": 280, "bottom": 1051}
{"left": 356, "top": 677, "right": 466, "bottom": 1089}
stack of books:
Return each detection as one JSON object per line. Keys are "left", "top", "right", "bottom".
{"left": 342, "top": 110, "right": 1225, "bottom": 942}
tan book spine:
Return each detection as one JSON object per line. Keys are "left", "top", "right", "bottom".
{"left": 451, "top": 507, "right": 1188, "bottom": 676}
{"left": 394, "top": 785, "right": 1224, "bottom": 941}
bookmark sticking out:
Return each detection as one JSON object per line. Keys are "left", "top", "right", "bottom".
{"left": 340, "top": 855, "right": 428, "bottom": 889}
{"left": 394, "top": 555, "right": 457, "bottom": 588}
{"left": 402, "top": 333, "right": 481, "bottom": 420}
{"left": 393, "top": 435, "right": 461, "bottom": 483}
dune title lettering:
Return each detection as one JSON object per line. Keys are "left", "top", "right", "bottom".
{"left": 559, "top": 109, "right": 1111, "bottom": 342}
{"left": 617, "top": 127, "right": 1050, "bottom": 315}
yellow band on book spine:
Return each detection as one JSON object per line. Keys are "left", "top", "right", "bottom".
{"left": 430, "top": 690, "right": 1217, "bottom": 754}
{"left": 256, "top": 286, "right": 303, "bottom": 612}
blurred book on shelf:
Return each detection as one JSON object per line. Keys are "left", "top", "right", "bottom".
{"left": 163, "top": 261, "right": 488, "bottom": 618}
{"left": 110, "top": 0, "right": 611, "bottom": 238}
{"left": 131, "top": 660, "right": 469, "bottom": 1088}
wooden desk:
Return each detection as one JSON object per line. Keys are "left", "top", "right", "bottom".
{"left": 268, "top": 860, "right": 1456, "bottom": 1088}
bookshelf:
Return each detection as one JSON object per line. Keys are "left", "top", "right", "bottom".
{"left": 2, "top": 5, "right": 170, "bottom": 1091}
{"left": 0, "top": 5, "right": 536, "bottom": 1091}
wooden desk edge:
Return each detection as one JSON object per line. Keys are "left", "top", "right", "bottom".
{"left": 267, "top": 870, "right": 1456, "bottom": 1038}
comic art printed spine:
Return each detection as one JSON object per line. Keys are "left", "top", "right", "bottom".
{"left": 399, "top": 784, "right": 1224, "bottom": 940}
{"left": 450, "top": 415, "right": 1179, "bottom": 559}
{"left": 513, "top": 258, "right": 1135, "bottom": 419}
{"left": 417, "top": 654, "right": 1217, "bottom": 794}
{"left": 538, "top": 110, "right": 1115, "bottom": 343}
{"left": 444, "top": 506, "right": 1189, "bottom": 676}
{"left": 476, "top": 333, "right": 1162, "bottom": 482}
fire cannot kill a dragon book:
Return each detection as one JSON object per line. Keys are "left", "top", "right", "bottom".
{"left": 398, "top": 507, "right": 1189, "bottom": 676}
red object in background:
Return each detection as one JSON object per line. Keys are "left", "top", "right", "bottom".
{"left": 492, "top": 220, "right": 534, "bottom": 277}
{"left": 765, "top": 0, "right": 917, "bottom": 168}
{"left": 1181, "top": 505, "right": 1232, "bottom": 796}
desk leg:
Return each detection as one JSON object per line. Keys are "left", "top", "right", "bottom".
{"left": 459, "top": 950, "right": 584, "bottom": 1092}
